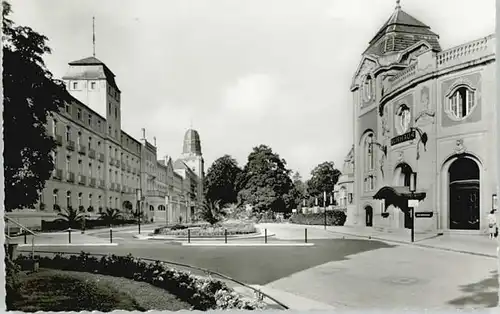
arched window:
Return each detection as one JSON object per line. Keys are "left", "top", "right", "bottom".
{"left": 53, "top": 189, "right": 59, "bottom": 205}
{"left": 448, "top": 86, "right": 476, "bottom": 119}
{"left": 66, "top": 191, "right": 71, "bottom": 208}
{"left": 395, "top": 104, "right": 411, "bottom": 135}
{"left": 65, "top": 155, "right": 71, "bottom": 178}
{"left": 88, "top": 136, "right": 92, "bottom": 150}
{"left": 149, "top": 205, "right": 154, "bottom": 211}
{"left": 158, "top": 205, "right": 165, "bottom": 211}
{"left": 363, "top": 74, "right": 374, "bottom": 101}
{"left": 365, "top": 133, "right": 374, "bottom": 171}
{"left": 77, "top": 131, "right": 82, "bottom": 147}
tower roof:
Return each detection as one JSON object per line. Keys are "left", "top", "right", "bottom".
{"left": 63, "top": 56, "right": 120, "bottom": 92}
{"left": 364, "top": 1, "right": 441, "bottom": 55}
{"left": 182, "top": 129, "right": 202, "bottom": 156}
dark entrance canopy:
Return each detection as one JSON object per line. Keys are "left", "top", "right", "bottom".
{"left": 373, "top": 186, "right": 427, "bottom": 213}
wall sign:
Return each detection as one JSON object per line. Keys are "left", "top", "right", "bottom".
{"left": 391, "top": 130, "right": 416, "bottom": 146}
{"left": 415, "top": 211, "right": 433, "bottom": 218}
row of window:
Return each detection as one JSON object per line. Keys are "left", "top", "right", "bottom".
{"left": 52, "top": 189, "right": 121, "bottom": 209}
{"left": 67, "top": 80, "right": 120, "bottom": 102}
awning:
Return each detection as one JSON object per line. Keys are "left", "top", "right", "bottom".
{"left": 373, "top": 186, "right": 427, "bottom": 212}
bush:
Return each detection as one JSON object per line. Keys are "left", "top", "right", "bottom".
{"left": 14, "top": 253, "right": 264, "bottom": 311}
{"left": 5, "top": 253, "right": 22, "bottom": 309}
{"left": 289, "top": 210, "right": 346, "bottom": 226}
{"left": 41, "top": 218, "right": 139, "bottom": 231}
{"left": 154, "top": 223, "right": 256, "bottom": 237}
{"left": 171, "top": 224, "right": 188, "bottom": 230}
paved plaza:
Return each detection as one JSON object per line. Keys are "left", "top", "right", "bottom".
{"left": 14, "top": 222, "right": 499, "bottom": 310}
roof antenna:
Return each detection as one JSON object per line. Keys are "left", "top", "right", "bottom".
{"left": 395, "top": 0, "right": 401, "bottom": 9}
{"left": 92, "top": 16, "right": 96, "bottom": 57}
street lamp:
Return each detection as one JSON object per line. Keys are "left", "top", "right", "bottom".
{"left": 165, "top": 195, "right": 170, "bottom": 225}
{"left": 323, "top": 191, "right": 327, "bottom": 230}
{"left": 409, "top": 172, "right": 417, "bottom": 243}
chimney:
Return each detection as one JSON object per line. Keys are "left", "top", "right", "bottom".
{"left": 141, "top": 128, "right": 147, "bottom": 146}
{"left": 153, "top": 136, "right": 156, "bottom": 147}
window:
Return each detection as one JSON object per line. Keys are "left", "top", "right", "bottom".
{"left": 98, "top": 165, "right": 101, "bottom": 179}
{"left": 115, "top": 130, "right": 117, "bottom": 138}
{"left": 109, "top": 196, "right": 112, "bottom": 207}
{"left": 77, "top": 108, "right": 82, "bottom": 120}
{"left": 448, "top": 86, "right": 476, "bottom": 119}
{"left": 115, "top": 198, "right": 118, "bottom": 209}
{"left": 108, "top": 126, "right": 112, "bottom": 135}
{"left": 115, "top": 171, "right": 118, "bottom": 183}
{"left": 98, "top": 195, "right": 102, "bottom": 208}
{"left": 366, "top": 134, "right": 374, "bottom": 171}
{"left": 363, "top": 74, "right": 374, "bottom": 102}
{"left": 158, "top": 205, "right": 165, "bottom": 211}
{"left": 108, "top": 102, "right": 112, "bottom": 114}
{"left": 90, "top": 82, "right": 96, "bottom": 89}
{"left": 66, "top": 191, "right": 71, "bottom": 208}
{"left": 89, "top": 194, "right": 93, "bottom": 207}
{"left": 109, "top": 169, "right": 113, "bottom": 182}
{"left": 88, "top": 137, "right": 92, "bottom": 150}
{"left": 97, "top": 120, "right": 101, "bottom": 131}
{"left": 115, "top": 106, "right": 118, "bottom": 118}
{"left": 66, "top": 126, "right": 71, "bottom": 142}
{"left": 89, "top": 162, "right": 92, "bottom": 177}
{"left": 78, "top": 159, "right": 82, "bottom": 174}
{"left": 65, "top": 155, "right": 71, "bottom": 173}
{"left": 88, "top": 114, "right": 92, "bottom": 126}
{"left": 149, "top": 205, "right": 154, "bottom": 211}
{"left": 53, "top": 189, "right": 59, "bottom": 205}
{"left": 78, "top": 192, "right": 82, "bottom": 206}
{"left": 72, "top": 82, "right": 78, "bottom": 90}
{"left": 65, "top": 103, "right": 71, "bottom": 114}
{"left": 77, "top": 131, "right": 81, "bottom": 147}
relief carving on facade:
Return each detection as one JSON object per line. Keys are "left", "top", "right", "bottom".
{"left": 455, "top": 139, "right": 466, "bottom": 154}
{"left": 397, "top": 150, "right": 404, "bottom": 163}
{"left": 415, "top": 86, "right": 435, "bottom": 126}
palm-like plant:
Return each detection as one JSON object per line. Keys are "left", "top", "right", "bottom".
{"left": 55, "top": 206, "right": 84, "bottom": 229}
{"left": 197, "top": 199, "right": 226, "bottom": 225}
{"left": 99, "top": 208, "right": 122, "bottom": 227}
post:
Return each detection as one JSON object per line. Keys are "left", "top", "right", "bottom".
{"left": 265, "top": 228, "right": 268, "bottom": 244}
{"left": 137, "top": 201, "right": 141, "bottom": 234}
{"left": 188, "top": 229, "right": 191, "bottom": 243}
{"left": 305, "top": 228, "right": 308, "bottom": 243}
{"left": 110, "top": 227, "right": 113, "bottom": 243}
{"left": 411, "top": 207, "right": 415, "bottom": 243}
{"left": 24, "top": 231, "right": 27, "bottom": 244}
{"left": 31, "top": 235, "right": 34, "bottom": 261}
{"left": 224, "top": 228, "right": 227, "bottom": 244}
{"left": 68, "top": 228, "right": 72, "bottom": 244}
{"left": 324, "top": 191, "right": 327, "bottom": 230}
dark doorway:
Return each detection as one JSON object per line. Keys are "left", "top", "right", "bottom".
{"left": 396, "top": 163, "right": 413, "bottom": 229}
{"left": 449, "top": 157, "right": 480, "bottom": 230}
{"left": 365, "top": 206, "right": 373, "bottom": 227}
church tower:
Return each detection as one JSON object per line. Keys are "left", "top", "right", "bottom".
{"left": 181, "top": 129, "right": 205, "bottom": 202}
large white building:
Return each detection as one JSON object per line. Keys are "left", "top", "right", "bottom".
{"left": 7, "top": 56, "right": 205, "bottom": 228}
{"left": 348, "top": 2, "right": 496, "bottom": 234}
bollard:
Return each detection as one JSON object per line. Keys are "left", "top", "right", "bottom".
{"left": 188, "top": 229, "right": 191, "bottom": 243}
{"left": 305, "top": 228, "right": 308, "bottom": 243}
{"left": 265, "top": 229, "right": 268, "bottom": 244}
{"left": 110, "top": 228, "right": 113, "bottom": 243}
{"left": 224, "top": 229, "right": 227, "bottom": 244}
{"left": 24, "top": 231, "right": 27, "bottom": 244}
{"left": 68, "top": 228, "right": 72, "bottom": 244}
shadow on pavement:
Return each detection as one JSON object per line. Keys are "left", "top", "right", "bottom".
{"left": 448, "top": 270, "right": 499, "bottom": 308}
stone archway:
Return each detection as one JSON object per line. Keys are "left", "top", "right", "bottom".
{"left": 393, "top": 163, "right": 414, "bottom": 229}
{"left": 364, "top": 205, "right": 373, "bottom": 227}
{"left": 448, "top": 157, "right": 480, "bottom": 230}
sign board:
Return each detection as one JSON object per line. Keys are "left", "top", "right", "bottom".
{"left": 391, "top": 130, "right": 416, "bottom": 146}
{"left": 408, "top": 199, "right": 420, "bottom": 207}
{"left": 415, "top": 211, "right": 433, "bottom": 218}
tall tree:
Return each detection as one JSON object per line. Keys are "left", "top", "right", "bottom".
{"left": 238, "top": 145, "right": 295, "bottom": 213}
{"left": 3, "top": 1, "right": 71, "bottom": 211}
{"left": 307, "top": 161, "right": 342, "bottom": 200}
{"left": 203, "top": 155, "right": 242, "bottom": 206}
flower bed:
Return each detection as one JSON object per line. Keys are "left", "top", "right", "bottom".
{"left": 289, "top": 210, "right": 347, "bottom": 226}
{"left": 153, "top": 222, "right": 257, "bottom": 238}
{"left": 14, "top": 253, "right": 264, "bottom": 311}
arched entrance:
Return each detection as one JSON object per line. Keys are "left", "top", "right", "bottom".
{"left": 449, "top": 157, "right": 480, "bottom": 230}
{"left": 393, "top": 163, "right": 413, "bottom": 229}
{"left": 364, "top": 206, "right": 373, "bottom": 227}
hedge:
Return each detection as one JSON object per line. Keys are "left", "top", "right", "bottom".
{"left": 14, "top": 253, "right": 264, "bottom": 311}
{"left": 288, "top": 210, "right": 347, "bottom": 226}
{"left": 41, "top": 219, "right": 139, "bottom": 231}
{"left": 154, "top": 223, "right": 256, "bottom": 237}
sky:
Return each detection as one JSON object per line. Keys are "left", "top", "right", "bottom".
{"left": 9, "top": 0, "right": 495, "bottom": 180}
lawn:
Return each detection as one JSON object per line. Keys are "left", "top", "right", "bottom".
{"left": 10, "top": 269, "right": 192, "bottom": 312}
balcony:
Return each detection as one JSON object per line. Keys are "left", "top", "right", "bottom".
{"left": 66, "top": 140, "right": 75, "bottom": 151}
{"left": 78, "top": 174, "right": 87, "bottom": 185}
{"left": 55, "top": 135, "right": 63, "bottom": 146}
{"left": 98, "top": 153, "right": 104, "bottom": 162}
{"left": 99, "top": 179, "right": 105, "bottom": 188}
{"left": 110, "top": 183, "right": 116, "bottom": 191}
{"left": 88, "top": 149, "right": 96, "bottom": 159}
{"left": 109, "top": 158, "right": 114, "bottom": 166}
{"left": 115, "top": 159, "right": 121, "bottom": 167}
{"left": 67, "top": 171, "right": 75, "bottom": 183}
{"left": 78, "top": 145, "right": 86, "bottom": 155}
{"left": 121, "top": 162, "right": 126, "bottom": 170}
{"left": 146, "top": 190, "right": 164, "bottom": 197}
{"left": 52, "top": 169, "right": 62, "bottom": 180}
{"left": 127, "top": 165, "right": 131, "bottom": 173}
{"left": 89, "top": 177, "right": 96, "bottom": 187}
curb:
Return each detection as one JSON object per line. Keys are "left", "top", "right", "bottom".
{"left": 134, "top": 233, "right": 277, "bottom": 241}
{"left": 18, "top": 243, "right": 119, "bottom": 247}
{"left": 324, "top": 229, "right": 497, "bottom": 259}
{"left": 181, "top": 243, "right": 315, "bottom": 247}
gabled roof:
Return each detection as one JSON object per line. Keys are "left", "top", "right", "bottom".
{"left": 69, "top": 56, "right": 106, "bottom": 66}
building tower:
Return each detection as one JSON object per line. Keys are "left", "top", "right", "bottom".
{"left": 181, "top": 129, "right": 205, "bottom": 203}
